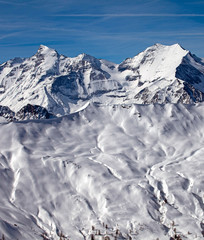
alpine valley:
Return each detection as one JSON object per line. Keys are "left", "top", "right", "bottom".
{"left": 0, "top": 44, "right": 204, "bottom": 240}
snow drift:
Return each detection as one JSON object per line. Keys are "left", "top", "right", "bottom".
{"left": 0, "top": 103, "right": 204, "bottom": 239}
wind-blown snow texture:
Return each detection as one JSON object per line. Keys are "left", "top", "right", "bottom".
{"left": 1, "top": 44, "right": 204, "bottom": 240}
{"left": 1, "top": 103, "right": 204, "bottom": 239}
{"left": 0, "top": 43, "right": 204, "bottom": 118}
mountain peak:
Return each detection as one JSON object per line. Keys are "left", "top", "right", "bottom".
{"left": 169, "top": 43, "right": 186, "bottom": 51}
{"left": 76, "top": 53, "right": 96, "bottom": 61}
{"left": 73, "top": 53, "right": 101, "bottom": 68}
{"left": 153, "top": 43, "right": 164, "bottom": 48}
{"left": 119, "top": 43, "right": 188, "bottom": 68}
{"left": 37, "top": 45, "right": 58, "bottom": 56}
{"left": 147, "top": 43, "right": 186, "bottom": 52}
{"left": 38, "top": 44, "right": 50, "bottom": 52}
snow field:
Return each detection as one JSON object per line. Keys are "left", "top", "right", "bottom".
{"left": 0, "top": 103, "right": 204, "bottom": 239}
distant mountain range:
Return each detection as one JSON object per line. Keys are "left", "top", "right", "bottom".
{"left": 0, "top": 43, "right": 204, "bottom": 120}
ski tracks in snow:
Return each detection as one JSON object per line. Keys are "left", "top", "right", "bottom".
{"left": 142, "top": 145, "right": 204, "bottom": 239}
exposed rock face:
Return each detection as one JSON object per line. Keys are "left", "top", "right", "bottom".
{"left": 0, "top": 105, "right": 15, "bottom": 121}
{"left": 0, "top": 43, "right": 204, "bottom": 120}
{"left": 0, "top": 104, "right": 54, "bottom": 121}
{"left": 16, "top": 104, "right": 54, "bottom": 120}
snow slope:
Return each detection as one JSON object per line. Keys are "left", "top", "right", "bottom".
{"left": 0, "top": 103, "right": 204, "bottom": 239}
{"left": 0, "top": 44, "right": 204, "bottom": 119}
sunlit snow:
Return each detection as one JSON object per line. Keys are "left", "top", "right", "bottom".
{"left": 0, "top": 103, "right": 204, "bottom": 239}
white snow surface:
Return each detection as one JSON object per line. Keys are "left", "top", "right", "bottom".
{"left": 0, "top": 103, "right": 204, "bottom": 239}
{"left": 120, "top": 43, "right": 188, "bottom": 80}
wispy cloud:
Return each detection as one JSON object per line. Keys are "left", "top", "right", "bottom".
{"left": 53, "top": 13, "right": 204, "bottom": 17}
{"left": 40, "top": 27, "right": 204, "bottom": 38}
{"left": 0, "top": 32, "right": 21, "bottom": 40}
{"left": 84, "top": 32, "right": 204, "bottom": 42}
{"left": 0, "top": 0, "right": 26, "bottom": 5}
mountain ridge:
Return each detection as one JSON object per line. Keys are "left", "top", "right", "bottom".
{"left": 1, "top": 43, "right": 204, "bottom": 120}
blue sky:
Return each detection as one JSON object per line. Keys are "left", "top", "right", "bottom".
{"left": 0, "top": 0, "right": 204, "bottom": 63}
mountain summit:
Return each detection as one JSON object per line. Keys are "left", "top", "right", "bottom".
{"left": 0, "top": 43, "right": 204, "bottom": 119}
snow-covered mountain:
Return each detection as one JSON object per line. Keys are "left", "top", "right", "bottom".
{"left": 0, "top": 45, "right": 118, "bottom": 116}
{"left": 119, "top": 43, "right": 204, "bottom": 104}
{"left": 0, "top": 43, "right": 204, "bottom": 119}
{"left": 1, "top": 44, "right": 204, "bottom": 240}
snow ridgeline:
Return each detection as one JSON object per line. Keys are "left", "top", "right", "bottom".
{"left": 0, "top": 43, "right": 204, "bottom": 120}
